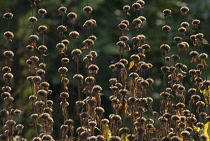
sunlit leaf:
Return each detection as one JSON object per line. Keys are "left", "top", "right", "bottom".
{"left": 203, "top": 122, "right": 210, "bottom": 141}
{"left": 202, "top": 38, "right": 209, "bottom": 45}
{"left": 129, "top": 61, "right": 135, "bottom": 70}
{"left": 81, "top": 46, "right": 88, "bottom": 49}
{"left": 121, "top": 133, "right": 129, "bottom": 141}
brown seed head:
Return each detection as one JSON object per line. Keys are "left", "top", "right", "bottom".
{"left": 3, "top": 12, "right": 13, "bottom": 19}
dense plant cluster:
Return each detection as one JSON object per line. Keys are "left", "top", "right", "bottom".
{"left": 0, "top": 0, "right": 210, "bottom": 141}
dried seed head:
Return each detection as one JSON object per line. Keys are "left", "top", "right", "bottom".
{"left": 2, "top": 66, "right": 11, "bottom": 73}
{"left": 3, "top": 73, "right": 13, "bottom": 80}
{"left": 161, "top": 137, "right": 171, "bottom": 141}
{"left": 37, "top": 89, "right": 48, "bottom": 97}
{"left": 141, "top": 44, "right": 150, "bottom": 50}
{"left": 132, "top": 2, "right": 141, "bottom": 10}
{"left": 119, "top": 36, "right": 129, "bottom": 42}
{"left": 47, "top": 100, "right": 53, "bottom": 107}
{"left": 110, "top": 136, "right": 121, "bottom": 141}
{"left": 35, "top": 101, "right": 45, "bottom": 107}
{"left": 3, "top": 12, "right": 13, "bottom": 19}
{"left": 196, "top": 33, "right": 204, "bottom": 39}
{"left": 73, "top": 74, "right": 84, "bottom": 81}
{"left": 69, "top": 31, "right": 80, "bottom": 39}
{"left": 181, "top": 130, "right": 190, "bottom": 137}
{"left": 28, "top": 16, "right": 38, "bottom": 23}
{"left": 171, "top": 115, "right": 180, "bottom": 121}
{"left": 88, "top": 136, "right": 97, "bottom": 141}
{"left": 2, "top": 86, "right": 11, "bottom": 92}
{"left": 110, "top": 114, "right": 121, "bottom": 121}
{"left": 6, "top": 120, "right": 16, "bottom": 127}
{"left": 189, "top": 51, "right": 199, "bottom": 57}
{"left": 160, "top": 44, "right": 170, "bottom": 52}
{"left": 64, "top": 119, "right": 74, "bottom": 125}
{"left": 94, "top": 107, "right": 104, "bottom": 114}
{"left": 101, "top": 118, "right": 109, "bottom": 125}
{"left": 181, "top": 22, "right": 190, "bottom": 28}
{"left": 4, "top": 31, "right": 14, "bottom": 39}
{"left": 96, "top": 135, "right": 104, "bottom": 141}
{"left": 188, "top": 88, "right": 197, "bottom": 94}
{"left": 32, "top": 76, "right": 41, "bottom": 83}
{"left": 160, "top": 92, "right": 170, "bottom": 98}
{"left": 139, "top": 16, "right": 146, "bottom": 22}
{"left": 29, "top": 34, "right": 39, "bottom": 41}
{"left": 194, "top": 77, "right": 203, "bottom": 83}
{"left": 36, "top": 69, "right": 46, "bottom": 76}
{"left": 67, "top": 12, "right": 77, "bottom": 20}
{"left": 161, "top": 66, "right": 170, "bottom": 73}
{"left": 38, "top": 8, "right": 47, "bottom": 15}
{"left": 123, "top": 5, "right": 130, "bottom": 11}
{"left": 162, "top": 25, "right": 171, "bottom": 32}
{"left": 118, "top": 23, "right": 127, "bottom": 30}
{"left": 171, "top": 136, "right": 181, "bottom": 141}
{"left": 196, "top": 101, "right": 205, "bottom": 107}
{"left": 60, "top": 92, "right": 69, "bottom": 99}
{"left": 163, "top": 9, "right": 172, "bottom": 18}
{"left": 42, "top": 135, "right": 53, "bottom": 140}
{"left": 163, "top": 113, "right": 172, "bottom": 119}
{"left": 61, "top": 58, "right": 70, "bottom": 64}
{"left": 199, "top": 53, "right": 208, "bottom": 60}
{"left": 192, "top": 19, "right": 200, "bottom": 26}
{"left": 119, "top": 89, "right": 128, "bottom": 95}
{"left": 174, "top": 36, "right": 182, "bottom": 42}
{"left": 60, "top": 124, "right": 68, "bottom": 130}
{"left": 58, "top": 6, "right": 67, "bottom": 13}
{"left": 57, "top": 25, "right": 67, "bottom": 32}
{"left": 200, "top": 134, "right": 208, "bottom": 141}
{"left": 115, "top": 62, "right": 125, "bottom": 70}
{"left": 83, "top": 39, "right": 94, "bottom": 46}
{"left": 44, "top": 107, "right": 53, "bottom": 114}
{"left": 178, "top": 27, "right": 186, "bottom": 33}
{"left": 88, "top": 120, "right": 97, "bottom": 127}
{"left": 92, "top": 85, "right": 102, "bottom": 93}
{"left": 87, "top": 98, "right": 97, "bottom": 106}
{"left": 3, "top": 50, "right": 14, "bottom": 58}
{"left": 180, "top": 6, "right": 189, "bottom": 14}
{"left": 58, "top": 67, "right": 68, "bottom": 74}
{"left": 29, "top": 95, "right": 37, "bottom": 101}
{"left": 177, "top": 102, "right": 185, "bottom": 108}
{"left": 80, "top": 112, "right": 89, "bottom": 119}
{"left": 88, "top": 64, "right": 99, "bottom": 72}
{"left": 132, "top": 18, "right": 142, "bottom": 25}
{"left": 38, "top": 25, "right": 47, "bottom": 32}
{"left": 171, "top": 54, "right": 180, "bottom": 60}
{"left": 89, "top": 35, "right": 97, "bottom": 41}
{"left": 83, "top": 6, "right": 93, "bottom": 14}
{"left": 71, "top": 49, "right": 82, "bottom": 56}
{"left": 85, "top": 76, "right": 95, "bottom": 84}
{"left": 197, "top": 63, "right": 204, "bottom": 70}
{"left": 38, "top": 45, "right": 48, "bottom": 52}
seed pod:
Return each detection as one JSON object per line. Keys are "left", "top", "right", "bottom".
{"left": 69, "top": 31, "right": 80, "bottom": 39}
{"left": 58, "top": 6, "right": 67, "bottom": 13}
{"left": 3, "top": 12, "right": 13, "bottom": 19}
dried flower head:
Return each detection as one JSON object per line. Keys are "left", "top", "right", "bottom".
{"left": 3, "top": 12, "right": 13, "bottom": 19}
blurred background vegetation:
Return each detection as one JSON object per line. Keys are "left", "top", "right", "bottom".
{"left": 0, "top": 0, "right": 210, "bottom": 140}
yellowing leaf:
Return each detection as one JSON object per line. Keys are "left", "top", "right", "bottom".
{"left": 102, "top": 124, "right": 111, "bottom": 141}
{"left": 203, "top": 122, "right": 210, "bottom": 141}
{"left": 121, "top": 133, "right": 129, "bottom": 141}
{"left": 202, "top": 39, "right": 209, "bottom": 45}
{"left": 81, "top": 46, "right": 88, "bottom": 49}
{"left": 129, "top": 61, "right": 135, "bottom": 70}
